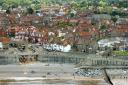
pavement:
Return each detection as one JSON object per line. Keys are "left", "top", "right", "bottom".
{"left": 112, "top": 79, "right": 128, "bottom": 85}
{"left": 0, "top": 62, "right": 128, "bottom": 85}
{"left": 0, "top": 62, "right": 76, "bottom": 79}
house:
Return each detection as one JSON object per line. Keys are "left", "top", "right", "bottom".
{"left": 0, "top": 14, "right": 10, "bottom": 28}
{"left": 116, "top": 18, "right": 128, "bottom": 37}
{"left": 0, "top": 29, "right": 7, "bottom": 37}
{"left": 91, "top": 14, "right": 111, "bottom": 21}
{"left": 20, "top": 15, "right": 43, "bottom": 26}
{"left": 43, "top": 43, "right": 71, "bottom": 52}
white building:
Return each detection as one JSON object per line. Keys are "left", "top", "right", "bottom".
{"left": 43, "top": 43, "right": 71, "bottom": 52}
{"left": 0, "top": 42, "right": 3, "bottom": 49}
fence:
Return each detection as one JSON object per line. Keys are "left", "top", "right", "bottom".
{"left": 78, "top": 58, "right": 128, "bottom": 69}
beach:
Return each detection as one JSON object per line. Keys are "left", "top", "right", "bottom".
{"left": 0, "top": 62, "right": 128, "bottom": 85}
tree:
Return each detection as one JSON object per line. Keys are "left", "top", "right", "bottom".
{"left": 99, "top": 24, "right": 109, "bottom": 37}
{"left": 111, "top": 15, "right": 118, "bottom": 35}
{"left": 98, "top": 0, "right": 109, "bottom": 13}
{"left": 99, "top": 0, "right": 107, "bottom": 7}
{"left": 71, "top": 1, "right": 80, "bottom": 10}
{"left": 111, "top": 16, "right": 118, "bottom": 24}
{"left": 31, "top": 0, "right": 41, "bottom": 10}
{"left": 100, "top": 24, "right": 108, "bottom": 30}
{"left": 6, "top": 9, "right": 11, "bottom": 14}
{"left": 2, "top": 3, "right": 9, "bottom": 10}
{"left": 4, "top": 0, "right": 20, "bottom": 8}
{"left": 19, "top": 0, "right": 32, "bottom": 8}
{"left": 27, "top": 7, "right": 34, "bottom": 14}
{"left": 80, "top": 0, "right": 92, "bottom": 10}
{"left": 118, "top": 1, "right": 128, "bottom": 8}
{"left": 0, "top": 0, "right": 4, "bottom": 6}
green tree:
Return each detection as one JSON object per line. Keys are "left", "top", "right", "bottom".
{"left": 100, "top": 24, "right": 108, "bottom": 30}
{"left": 2, "top": 3, "right": 9, "bottom": 9}
{"left": 27, "top": 7, "right": 34, "bottom": 14}
{"left": 19, "top": 0, "right": 32, "bottom": 8}
{"left": 6, "top": 9, "right": 11, "bottom": 14}
{"left": 99, "top": 0, "right": 109, "bottom": 13}
{"left": 111, "top": 15, "right": 118, "bottom": 31}
{"left": 111, "top": 16, "right": 118, "bottom": 24}
{"left": 71, "top": 2, "right": 80, "bottom": 10}
{"left": 99, "top": 0, "right": 107, "bottom": 7}
{"left": 0, "top": 0, "right": 4, "bottom": 6}
{"left": 31, "top": 0, "right": 41, "bottom": 10}
{"left": 118, "top": 1, "right": 128, "bottom": 8}
{"left": 80, "top": 0, "right": 91, "bottom": 10}
{"left": 4, "top": 0, "right": 20, "bottom": 8}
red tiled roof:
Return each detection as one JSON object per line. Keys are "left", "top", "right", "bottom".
{"left": 117, "top": 24, "right": 128, "bottom": 33}
{"left": 0, "top": 29, "right": 6, "bottom": 36}
{"left": 79, "top": 31, "right": 91, "bottom": 37}
{"left": 20, "top": 15, "right": 42, "bottom": 22}
{"left": 116, "top": 28, "right": 128, "bottom": 32}
{"left": 0, "top": 37, "right": 10, "bottom": 43}
{"left": 69, "top": 19, "right": 79, "bottom": 23}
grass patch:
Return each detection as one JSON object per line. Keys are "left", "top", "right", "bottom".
{"left": 113, "top": 51, "right": 128, "bottom": 56}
